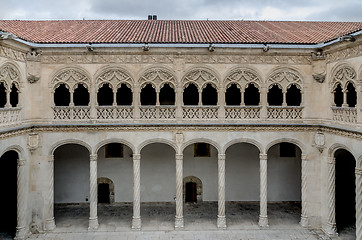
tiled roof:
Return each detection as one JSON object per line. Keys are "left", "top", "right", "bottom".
{"left": 0, "top": 20, "right": 361, "bottom": 44}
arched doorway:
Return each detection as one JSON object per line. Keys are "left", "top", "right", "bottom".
{"left": 335, "top": 149, "right": 356, "bottom": 237}
{"left": 267, "top": 142, "right": 302, "bottom": 226}
{"left": 225, "top": 142, "right": 260, "bottom": 228}
{"left": 54, "top": 144, "right": 90, "bottom": 230}
{"left": 183, "top": 176, "right": 203, "bottom": 203}
{"left": 0, "top": 151, "right": 18, "bottom": 238}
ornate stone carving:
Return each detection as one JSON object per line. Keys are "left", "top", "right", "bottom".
{"left": 139, "top": 68, "right": 175, "bottom": 90}
{"left": 15, "top": 158, "right": 28, "bottom": 239}
{"left": 312, "top": 74, "right": 325, "bottom": 83}
{"left": 326, "top": 157, "right": 337, "bottom": 236}
{"left": 217, "top": 154, "right": 227, "bottom": 229}
{"left": 132, "top": 154, "right": 141, "bottom": 230}
{"left": 225, "top": 68, "right": 260, "bottom": 89}
{"left": 300, "top": 154, "right": 308, "bottom": 227}
{"left": 97, "top": 68, "right": 133, "bottom": 90}
{"left": 27, "top": 133, "right": 39, "bottom": 152}
{"left": 44, "top": 155, "right": 55, "bottom": 231}
{"left": 175, "top": 133, "right": 184, "bottom": 144}
{"left": 356, "top": 169, "right": 362, "bottom": 240}
{"left": 327, "top": 44, "right": 362, "bottom": 63}
{"left": 88, "top": 154, "right": 99, "bottom": 230}
{"left": 0, "top": 46, "right": 26, "bottom": 62}
{"left": 183, "top": 69, "right": 218, "bottom": 89}
{"left": 52, "top": 68, "right": 89, "bottom": 90}
{"left": 258, "top": 153, "right": 269, "bottom": 227}
{"left": 175, "top": 154, "right": 184, "bottom": 229}
{"left": 0, "top": 63, "right": 21, "bottom": 89}
{"left": 331, "top": 65, "right": 357, "bottom": 88}
{"left": 26, "top": 50, "right": 41, "bottom": 84}
{"left": 268, "top": 69, "right": 302, "bottom": 90}
{"left": 314, "top": 132, "right": 325, "bottom": 152}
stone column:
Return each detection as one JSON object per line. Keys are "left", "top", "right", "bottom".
{"left": 175, "top": 154, "right": 184, "bottom": 229}
{"left": 132, "top": 153, "right": 141, "bottom": 230}
{"left": 90, "top": 86, "right": 97, "bottom": 119}
{"left": 240, "top": 89, "right": 245, "bottom": 106}
{"left": 218, "top": 87, "right": 225, "bottom": 120}
{"left": 5, "top": 90, "right": 11, "bottom": 107}
{"left": 176, "top": 86, "right": 183, "bottom": 121}
{"left": 342, "top": 90, "right": 348, "bottom": 107}
{"left": 15, "top": 159, "right": 28, "bottom": 240}
{"left": 156, "top": 89, "right": 160, "bottom": 106}
{"left": 258, "top": 153, "right": 269, "bottom": 227}
{"left": 44, "top": 155, "right": 56, "bottom": 231}
{"left": 260, "top": 87, "right": 267, "bottom": 120}
{"left": 112, "top": 90, "right": 117, "bottom": 106}
{"left": 69, "top": 90, "right": 74, "bottom": 107}
{"left": 217, "top": 154, "right": 227, "bottom": 229}
{"left": 198, "top": 91, "right": 202, "bottom": 106}
{"left": 326, "top": 157, "right": 337, "bottom": 236}
{"left": 88, "top": 154, "right": 99, "bottom": 230}
{"left": 282, "top": 90, "right": 287, "bottom": 107}
{"left": 133, "top": 86, "right": 140, "bottom": 120}
{"left": 355, "top": 167, "right": 362, "bottom": 240}
{"left": 357, "top": 86, "right": 362, "bottom": 123}
{"left": 300, "top": 154, "right": 309, "bottom": 227}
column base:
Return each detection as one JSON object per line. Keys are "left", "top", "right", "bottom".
{"left": 132, "top": 217, "right": 141, "bottom": 230}
{"left": 324, "top": 222, "right": 337, "bottom": 236}
{"left": 175, "top": 216, "right": 184, "bottom": 229}
{"left": 88, "top": 217, "right": 99, "bottom": 231}
{"left": 217, "top": 215, "right": 227, "bottom": 229}
{"left": 44, "top": 217, "right": 56, "bottom": 231}
{"left": 299, "top": 215, "right": 308, "bottom": 228}
{"left": 258, "top": 215, "right": 269, "bottom": 228}
{"left": 14, "top": 226, "right": 27, "bottom": 240}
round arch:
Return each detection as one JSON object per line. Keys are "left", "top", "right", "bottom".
{"left": 138, "top": 138, "right": 177, "bottom": 153}
{"left": 94, "top": 139, "right": 135, "bottom": 155}
{"left": 49, "top": 139, "right": 92, "bottom": 156}
{"left": 223, "top": 138, "right": 263, "bottom": 154}
{"left": 183, "top": 176, "right": 203, "bottom": 202}
{"left": 0, "top": 145, "right": 26, "bottom": 160}
{"left": 182, "top": 138, "right": 221, "bottom": 154}
{"left": 328, "top": 143, "right": 357, "bottom": 159}
{"left": 265, "top": 138, "right": 306, "bottom": 155}
{"left": 97, "top": 177, "right": 115, "bottom": 204}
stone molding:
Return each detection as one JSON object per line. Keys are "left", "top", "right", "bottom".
{"left": 326, "top": 44, "right": 362, "bottom": 63}
{"left": 0, "top": 46, "right": 26, "bottom": 62}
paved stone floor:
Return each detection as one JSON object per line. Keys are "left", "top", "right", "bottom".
{"left": 0, "top": 202, "right": 356, "bottom": 239}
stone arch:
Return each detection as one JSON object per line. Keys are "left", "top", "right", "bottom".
{"left": 50, "top": 66, "right": 91, "bottom": 91}
{"left": 183, "top": 176, "right": 203, "bottom": 202}
{"left": 49, "top": 139, "right": 92, "bottom": 156}
{"left": 267, "top": 67, "right": 303, "bottom": 91}
{"left": 94, "top": 139, "right": 135, "bottom": 155}
{"left": 223, "top": 138, "right": 263, "bottom": 154}
{"left": 0, "top": 145, "right": 26, "bottom": 161}
{"left": 330, "top": 63, "right": 357, "bottom": 90}
{"left": 182, "top": 138, "right": 221, "bottom": 154}
{"left": 265, "top": 138, "right": 306, "bottom": 155}
{"left": 328, "top": 143, "right": 356, "bottom": 159}
{"left": 138, "top": 138, "right": 177, "bottom": 153}
{"left": 182, "top": 67, "right": 219, "bottom": 91}
{"left": 97, "top": 177, "right": 115, "bottom": 204}
{"left": 224, "top": 66, "right": 262, "bottom": 91}
{"left": 358, "top": 155, "right": 362, "bottom": 169}
{"left": 138, "top": 67, "right": 177, "bottom": 92}
{"left": 95, "top": 67, "right": 134, "bottom": 91}
{"left": 0, "top": 62, "right": 22, "bottom": 91}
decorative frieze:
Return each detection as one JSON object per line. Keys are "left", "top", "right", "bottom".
{"left": 0, "top": 46, "right": 26, "bottom": 62}
{"left": 326, "top": 44, "right": 362, "bottom": 63}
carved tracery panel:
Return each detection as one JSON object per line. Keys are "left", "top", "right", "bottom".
{"left": 331, "top": 65, "right": 357, "bottom": 91}
{"left": 268, "top": 69, "right": 302, "bottom": 90}
{"left": 139, "top": 68, "right": 176, "bottom": 91}
{"left": 52, "top": 68, "right": 90, "bottom": 91}
{"left": 0, "top": 63, "right": 21, "bottom": 91}
{"left": 225, "top": 68, "right": 260, "bottom": 90}
{"left": 97, "top": 68, "right": 133, "bottom": 91}
{"left": 183, "top": 69, "right": 218, "bottom": 90}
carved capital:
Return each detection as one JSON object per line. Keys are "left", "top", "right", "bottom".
{"left": 47, "top": 155, "right": 54, "bottom": 162}
{"left": 327, "top": 157, "right": 336, "bottom": 164}
{"left": 312, "top": 74, "right": 325, "bottom": 83}
{"left": 218, "top": 154, "right": 226, "bottom": 161}
{"left": 90, "top": 154, "right": 97, "bottom": 161}
{"left": 17, "top": 159, "right": 26, "bottom": 166}
{"left": 301, "top": 154, "right": 307, "bottom": 161}
{"left": 312, "top": 51, "right": 326, "bottom": 61}
{"left": 27, "top": 75, "right": 40, "bottom": 84}
{"left": 356, "top": 168, "right": 362, "bottom": 175}
{"left": 259, "top": 153, "right": 268, "bottom": 161}
{"left": 133, "top": 153, "right": 141, "bottom": 161}
{"left": 175, "top": 154, "right": 183, "bottom": 161}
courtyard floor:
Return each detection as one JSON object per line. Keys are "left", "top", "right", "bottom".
{"left": 1, "top": 202, "right": 355, "bottom": 239}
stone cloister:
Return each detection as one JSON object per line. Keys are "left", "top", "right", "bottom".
{"left": 0, "top": 20, "right": 361, "bottom": 239}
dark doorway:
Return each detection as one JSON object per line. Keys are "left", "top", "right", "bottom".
{"left": 335, "top": 149, "right": 356, "bottom": 234}
{"left": 98, "top": 183, "right": 110, "bottom": 204}
{"left": 0, "top": 151, "right": 18, "bottom": 238}
{"left": 185, "top": 182, "right": 197, "bottom": 203}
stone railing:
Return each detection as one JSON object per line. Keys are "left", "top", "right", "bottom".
{"left": 0, "top": 107, "right": 21, "bottom": 125}
{"left": 53, "top": 106, "right": 91, "bottom": 120}
{"left": 140, "top": 106, "right": 176, "bottom": 120}
{"left": 225, "top": 106, "right": 261, "bottom": 119}
{"left": 97, "top": 106, "right": 133, "bottom": 120}
{"left": 331, "top": 107, "right": 357, "bottom": 123}
{"left": 267, "top": 106, "right": 303, "bottom": 120}
{"left": 183, "top": 106, "right": 219, "bottom": 120}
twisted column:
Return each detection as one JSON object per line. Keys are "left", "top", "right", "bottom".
{"left": 326, "top": 157, "right": 337, "bottom": 236}
{"left": 44, "top": 155, "right": 56, "bottom": 231}
{"left": 300, "top": 154, "right": 309, "bottom": 228}
{"left": 356, "top": 167, "right": 362, "bottom": 240}
{"left": 258, "top": 153, "right": 269, "bottom": 227}
{"left": 88, "top": 154, "right": 99, "bottom": 230}
{"left": 175, "top": 154, "right": 184, "bottom": 229}
{"left": 15, "top": 159, "right": 27, "bottom": 240}
{"left": 132, "top": 153, "right": 141, "bottom": 230}
{"left": 217, "top": 154, "right": 227, "bottom": 229}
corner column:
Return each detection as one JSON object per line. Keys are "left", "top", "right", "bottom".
{"left": 44, "top": 155, "right": 56, "bottom": 231}
{"left": 175, "top": 153, "right": 184, "bottom": 229}
{"left": 300, "top": 154, "right": 309, "bottom": 227}
{"left": 88, "top": 154, "right": 99, "bottom": 230}
{"left": 326, "top": 157, "right": 337, "bottom": 236}
{"left": 258, "top": 153, "right": 269, "bottom": 227}
{"left": 217, "top": 153, "right": 227, "bottom": 229}
{"left": 15, "top": 159, "right": 28, "bottom": 240}
{"left": 132, "top": 153, "right": 141, "bottom": 230}
{"left": 355, "top": 167, "right": 362, "bottom": 240}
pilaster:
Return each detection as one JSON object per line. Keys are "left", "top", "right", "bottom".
{"left": 15, "top": 159, "right": 28, "bottom": 240}
{"left": 44, "top": 155, "right": 56, "bottom": 231}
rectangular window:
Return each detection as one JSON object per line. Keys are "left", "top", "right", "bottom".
{"left": 280, "top": 143, "right": 296, "bottom": 157}
{"left": 105, "top": 143, "right": 123, "bottom": 158}
{"left": 194, "top": 143, "right": 210, "bottom": 157}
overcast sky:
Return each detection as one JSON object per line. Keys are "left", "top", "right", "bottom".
{"left": 1, "top": 0, "right": 361, "bottom": 21}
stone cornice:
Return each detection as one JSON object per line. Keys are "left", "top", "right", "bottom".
{"left": 0, "top": 123, "right": 361, "bottom": 140}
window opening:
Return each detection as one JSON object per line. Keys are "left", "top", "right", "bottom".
{"left": 183, "top": 84, "right": 199, "bottom": 105}
{"left": 105, "top": 143, "right": 123, "bottom": 158}
{"left": 286, "top": 84, "right": 301, "bottom": 106}
{"left": 185, "top": 182, "right": 197, "bottom": 203}
{"left": 346, "top": 82, "right": 356, "bottom": 107}
{"left": 140, "top": 84, "right": 156, "bottom": 105}
{"left": 73, "top": 84, "right": 89, "bottom": 106}
{"left": 225, "top": 84, "right": 241, "bottom": 105}
{"left": 267, "top": 85, "right": 283, "bottom": 106}
{"left": 280, "top": 143, "right": 296, "bottom": 157}
{"left": 97, "top": 84, "right": 113, "bottom": 106}
{"left": 98, "top": 183, "right": 110, "bottom": 204}
{"left": 0, "top": 82, "right": 6, "bottom": 108}
{"left": 159, "top": 83, "right": 175, "bottom": 105}
{"left": 116, "top": 84, "right": 132, "bottom": 106}
{"left": 202, "top": 84, "right": 217, "bottom": 105}
{"left": 244, "top": 83, "right": 260, "bottom": 106}
{"left": 54, "top": 84, "right": 70, "bottom": 106}
{"left": 194, "top": 143, "right": 211, "bottom": 157}
{"left": 334, "top": 84, "right": 343, "bottom": 107}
